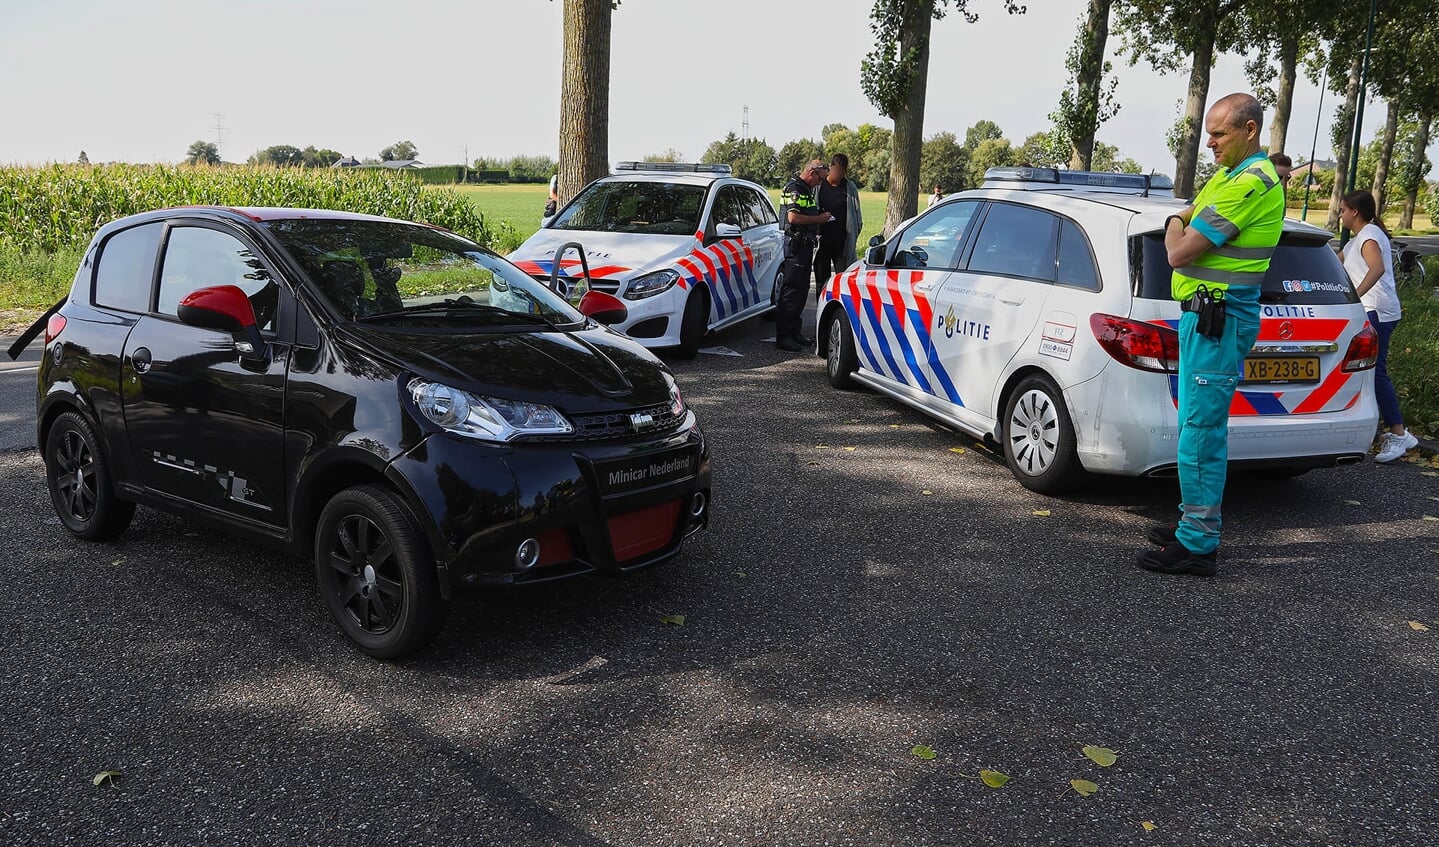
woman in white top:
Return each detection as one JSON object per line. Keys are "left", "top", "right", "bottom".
{"left": 1338, "top": 189, "right": 1416, "bottom": 463}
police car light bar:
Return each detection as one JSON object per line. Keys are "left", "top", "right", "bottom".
{"left": 614, "top": 161, "right": 733, "bottom": 175}
{"left": 983, "top": 167, "right": 1173, "bottom": 193}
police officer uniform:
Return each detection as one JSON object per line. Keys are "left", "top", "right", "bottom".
{"left": 1147, "top": 151, "right": 1284, "bottom": 571}
{"left": 776, "top": 173, "right": 822, "bottom": 348}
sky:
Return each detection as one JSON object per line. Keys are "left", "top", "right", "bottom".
{"left": 1, "top": 0, "right": 1429, "bottom": 179}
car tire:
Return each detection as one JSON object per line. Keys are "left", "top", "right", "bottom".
{"left": 1001, "top": 375, "right": 1085, "bottom": 495}
{"left": 314, "top": 485, "right": 448, "bottom": 659}
{"left": 44, "top": 411, "right": 135, "bottom": 541}
{"left": 677, "top": 289, "right": 708, "bottom": 359}
{"left": 826, "top": 309, "right": 858, "bottom": 389}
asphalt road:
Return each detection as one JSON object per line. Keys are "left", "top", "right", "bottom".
{"left": 3, "top": 307, "right": 1438, "bottom": 846}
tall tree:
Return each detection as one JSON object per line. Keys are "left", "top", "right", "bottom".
{"left": 1325, "top": 55, "right": 1362, "bottom": 231}
{"left": 1237, "top": 0, "right": 1343, "bottom": 158}
{"left": 186, "top": 140, "right": 220, "bottom": 166}
{"left": 1115, "top": 0, "right": 1244, "bottom": 198}
{"left": 1370, "top": 100, "right": 1400, "bottom": 209}
{"left": 861, "top": 0, "right": 1024, "bottom": 236}
{"left": 379, "top": 140, "right": 418, "bottom": 162}
{"left": 1053, "top": 0, "right": 1118, "bottom": 170}
{"left": 557, "top": 0, "right": 614, "bottom": 204}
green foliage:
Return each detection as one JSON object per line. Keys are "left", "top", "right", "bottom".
{"left": 642, "top": 149, "right": 684, "bottom": 163}
{"left": 1426, "top": 183, "right": 1439, "bottom": 227}
{"left": 1356, "top": 120, "right": 1434, "bottom": 211}
{"left": 301, "top": 146, "right": 344, "bottom": 168}
{"left": 967, "top": 137, "right": 1014, "bottom": 188}
{"left": 777, "top": 138, "right": 826, "bottom": 182}
{"left": 702, "top": 132, "right": 778, "bottom": 186}
{"left": 0, "top": 241, "right": 86, "bottom": 308}
{"left": 963, "top": 120, "right": 1003, "bottom": 150}
{"left": 863, "top": 147, "right": 892, "bottom": 191}
{"left": 380, "top": 140, "right": 418, "bottom": 162}
{"left": 1390, "top": 271, "right": 1439, "bottom": 436}
{"left": 920, "top": 131, "right": 969, "bottom": 192}
{"left": 410, "top": 165, "right": 468, "bottom": 185}
{"left": 185, "top": 141, "right": 220, "bottom": 166}
{"left": 249, "top": 145, "right": 304, "bottom": 167}
{"left": 1019, "top": 131, "right": 1070, "bottom": 168}
{"left": 0, "top": 163, "right": 493, "bottom": 255}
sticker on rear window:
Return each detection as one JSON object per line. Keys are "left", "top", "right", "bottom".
{"left": 1281, "top": 279, "right": 1349, "bottom": 294}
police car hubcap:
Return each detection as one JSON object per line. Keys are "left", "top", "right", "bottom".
{"left": 1010, "top": 389, "right": 1059, "bottom": 474}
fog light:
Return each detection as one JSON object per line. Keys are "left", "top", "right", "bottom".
{"left": 515, "top": 538, "right": 540, "bottom": 569}
{"left": 690, "top": 492, "right": 707, "bottom": 518}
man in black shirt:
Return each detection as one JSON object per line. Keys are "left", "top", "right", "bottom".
{"left": 814, "top": 153, "right": 860, "bottom": 298}
{"left": 776, "top": 159, "right": 834, "bottom": 351}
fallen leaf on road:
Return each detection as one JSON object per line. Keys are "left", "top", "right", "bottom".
{"left": 844, "top": 446, "right": 856, "bottom": 452}
{"left": 1343, "top": 500, "right": 1361, "bottom": 505}
{"left": 1069, "top": 778, "right": 1098, "bottom": 797}
{"left": 92, "top": 771, "right": 121, "bottom": 788}
{"left": 889, "top": 424, "right": 900, "bottom": 429}
{"left": 911, "top": 744, "right": 936, "bottom": 760}
{"left": 979, "top": 769, "right": 1010, "bottom": 788}
{"left": 949, "top": 447, "right": 966, "bottom": 454}
{"left": 1081, "top": 745, "right": 1118, "bottom": 767}
{"left": 846, "top": 419, "right": 860, "bottom": 424}
{"left": 735, "top": 572, "right": 746, "bottom": 579}
{"left": 1141, "top": 821, "right": 1157, "bottom": 832}
{"left": 807, "top": 461, "right": 819, "bottom": 466}
{"left": 1422, "top": 472, "right": 1439, "bottom": 478}
{"left": 1408, "top": 620, "right": 1430, "bottom": 631}
{"left": 659, "top": 614, "right": 686, "bottom": 626}
{"left": 815, "top": 444, "right": 830, "bottom": 449}
{"left": 921, "top": 490, "right": 933, "bottom": 496}
{"left": 1032, "top": 509, "right": 1051, "bottom": 517}
{"left": 111, "top": 559, "right": 125, "bottom": 566}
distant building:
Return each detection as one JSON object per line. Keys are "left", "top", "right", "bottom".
{"left": 358, "top": 159, "right": 424, "bottom": 170}
{"left": 331, "top": 155, "right": 361, "bottom": 168}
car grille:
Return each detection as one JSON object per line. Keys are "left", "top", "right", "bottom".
{"left": 564, "top": 401, "right": 686, "bottom": 442}
{"left": 528, "top": 274, "right": 621, "bottom": 295}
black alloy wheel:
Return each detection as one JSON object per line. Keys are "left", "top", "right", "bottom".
{"left": 315, "top": 485, "right": 447, "bottom": 659}
{"left": 44, "top": 411, "right": 134, "bottom": 541}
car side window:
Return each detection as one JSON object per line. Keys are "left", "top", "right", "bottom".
{"left": 742, "top": 187, "right": 777, "bottom": 228}
{"left": 966, "top": 203, "right": 1059, "bottom": 282}
{"left": 93, "top": 222, "right": 164, "bottom": 313}
{"left": 890, "top": 200, "right": 979, "bottom": 270}
{"left": 710, "top": 186, "right": 748, "bottom": 230}
{"left": 1056, "top": 218, "right": 1100, "bottom": 290}
{"left": 157, "top": 226, "right": 279, "bottom": 332}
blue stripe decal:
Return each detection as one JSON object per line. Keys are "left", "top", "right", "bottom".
{"left": 1241, "top": 391, "right": 1289, "bottom": 415}
{"left": 881, "top": 300, "right": 932, "bottom": 393}
{"left": 841, "top": 293, "right": 885, "bottom": 374}
{"left": 914, "top": 310, "right": 963, "bottom": 406}
{"left": 705, "top": 275, "right": 728, "bottom": 320}
{"left": 858, "top": 291, "right": 906, "bottom": 385}
{"left": 712, "top": 259, "right": 741, "bottom": 316}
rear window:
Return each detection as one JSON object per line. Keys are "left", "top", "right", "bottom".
{"left": 1130, "top": 234, "right": 1359, "bottom": 305}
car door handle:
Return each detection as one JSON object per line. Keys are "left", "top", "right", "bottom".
{"left": 130, "top": 347, "right": 152, "bottom": 374}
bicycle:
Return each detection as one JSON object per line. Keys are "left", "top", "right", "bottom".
{"left": 1392, "top": 239, "right": 1427, "bottom": 288}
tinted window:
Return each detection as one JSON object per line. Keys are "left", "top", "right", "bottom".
{"left": 93, "top": 222, "right": 163, "bottom": 313}
{"left": 158, "top": 227, "right": 279, "bottom": 331}
{"left": 550, "top": 180, "right": 706, "bottom": 235}
{"left": 891, "top": 200, "right": 980, "bottom": 270}
{"left": 1130, "top": 234, "right": 1359, "bottom": 305}
{"left": 1056, "top": 218, "right": 1100, "bottom": 290}
{"left": 711, "top": 186, "right": 748, "bottom": 228}
{"left": 741, "top": 187, "right": 777, "bottom": 227}
{"left": 967, "top": 203, "right": 1058, "bottom": 282}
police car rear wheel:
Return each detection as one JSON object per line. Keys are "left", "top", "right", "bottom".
{"left": 677, "top": 290, "right": 708, "bottom": 359}
{"left": 314, "top": 485, "right": 448, "bottom": 659}
{"left": 826, "top": 311, "right": 858, "bottom": 389}
{"left": 1002, "top": 375, "right": 1084, "bottom": 494}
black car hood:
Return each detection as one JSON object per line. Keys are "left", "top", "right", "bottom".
{"left": 335, "top": 324, "right": 673, "bottom": 411}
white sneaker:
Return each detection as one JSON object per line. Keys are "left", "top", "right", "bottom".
{"left": 1375, "top": 430, "right": 1419, "bottom": 463}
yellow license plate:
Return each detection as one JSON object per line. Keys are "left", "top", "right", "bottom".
{"left": 1242, "top": 356, "right": 1320, "bottom": 384}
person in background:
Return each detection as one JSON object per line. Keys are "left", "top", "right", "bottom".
{"left": 1338, "top": 189, "right": 1417, "bottom": 463}
{"left": 543, "top": 171, "right": 560, "bottom": 220}
{"left": 813, "top": 153, "right": 863, "bottom": 298}
{"left": 928, "top": 184, "right": 944, "bottom": 208}
{"left": 1268, "top": 153, "right": 1292, "bottom": 186}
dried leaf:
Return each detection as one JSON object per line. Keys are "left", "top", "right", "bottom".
{"left": 659, "top": 614, "right": 686, "bottom": 626}
{"left": 921, "top": 490, "right": 933, "bottom": 496}
{"left": 911, "top": 744, "right": 936, "bottom": 760}
{"left": 735, "top": 571, "right": 746, "bottom": 579}
{"left": 1408, "top": 620, "right": 1430, "bottom": 631}
{"left": 949, "top": 447, "right": 966, "bottom": 454}
{"left": 1081, "top": 745, "right": 1118, "bottom": 767}
{"left": 1422, "top": 472, "right": 1439, "bottom": 478}
{"left": 92, "top": 770, "right": 121, "bottom": 787}
{"left": 1069, "top": 778, "right": 1098, "bottom": 797}
{"left": 1426, "top": 496, "right": 1439, "bottom": 502}
{"left": 979, "top": 769, "right": 1010, "bottom": 788}
{"left": 1141, "top": 821, "right": 1157, "bottom": 832}
{"left": 1423, "top": 515, "right": 1439, "bottom": 522}
{"left": 111, "top": 559, "right": 125, "bottom": 566}
{"left": 889, "top": 424, "right": 900, "bottom": 429}
{"left": 846, "top": 419, "right": 860, "bottom": 424}
{"left": 844, "top": 446, "right": 856, "bottom": 452}
{"left": 1032, "top": 509, "right": 1051, "bottom": 517}
{"left": 1343, "top": 500, "right": 1361, "bottom": 506}
{"left": 815, "top": 444, "right": 830, "bottom": 449}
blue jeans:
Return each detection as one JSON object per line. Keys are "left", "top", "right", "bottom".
{"left": 1368, "top": 311, "right": 1403, "bottom": 428}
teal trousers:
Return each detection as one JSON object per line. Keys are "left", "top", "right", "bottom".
{"left": 1175, "top": 285, "right": 1260, "bottom": 554}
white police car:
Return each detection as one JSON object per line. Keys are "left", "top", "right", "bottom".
{"left": 508, "top": 162, "right": 784, "bottom": 357}
{"left": 818, "top": 167, "right": 1380, "bottom": 494}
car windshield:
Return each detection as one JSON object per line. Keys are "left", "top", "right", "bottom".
{"left": 1130, "top": 233, "right": 1360, "bottom": 305}
{"left": 549, "top": 180, "right": 707, "bottom": 235}
{"left": 262, "top": 218, "right": 584, "bottom": 326}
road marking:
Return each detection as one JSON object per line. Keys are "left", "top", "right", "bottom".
{"left": 698, "top": 346, "right": 742, "bottom": 357}
{"left": 2, "top": 366, "right": 38, "bottom": 373}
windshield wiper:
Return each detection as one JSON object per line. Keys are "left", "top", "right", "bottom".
{"left": 357, "top": 299, "right": 564, "bottom": 326}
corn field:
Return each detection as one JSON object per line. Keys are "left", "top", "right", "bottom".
{"left": 0, "top": 163, "right": 492, "bottom": 253}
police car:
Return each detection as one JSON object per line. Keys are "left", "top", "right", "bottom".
{"left": 818, "top": 167, "right": 1381, "bottom": 494}
{"left": 508, "top": 162, "right": 784, "bottom": 357}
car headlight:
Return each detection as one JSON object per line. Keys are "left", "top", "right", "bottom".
{"left": 665, "top": 375, "right": 685, "bottom": 417}
{"left": 408, "top": 379, "right": 573, "bottom": 441}
{"left": 623, "top": 269, "right": 680, "bottom": 301}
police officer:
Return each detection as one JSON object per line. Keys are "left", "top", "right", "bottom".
{"left": 775, "top": 159, "right": 834, "bottom": 352}
{"left": 1138, "top": 92, "right": 1285, "bottom": 577}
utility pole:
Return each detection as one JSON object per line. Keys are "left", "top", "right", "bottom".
{"left": 742, "top": 105, "right": 749, "bottom": 143}
{"left": 210, "top": 112, "right": 228, "bottom": 155}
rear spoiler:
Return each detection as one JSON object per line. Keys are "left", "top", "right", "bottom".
{"left": 6, "top": 298, "right": 65, "bottom": 360}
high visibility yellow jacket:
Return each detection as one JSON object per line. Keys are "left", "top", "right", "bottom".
{"left": 1172, "top": 151, "right": 1285, "bottom": 301}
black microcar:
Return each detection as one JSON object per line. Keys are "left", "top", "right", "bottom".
{"left": 11, "top": 207, "right": 711, "bottom": 658}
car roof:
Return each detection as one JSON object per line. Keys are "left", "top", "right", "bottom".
{"left": 597, "top": 172, "right": 736, "bottom": 187}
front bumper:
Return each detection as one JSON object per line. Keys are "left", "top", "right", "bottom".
{"left": 386, "top": 417, "right": 710, "bottom": 591}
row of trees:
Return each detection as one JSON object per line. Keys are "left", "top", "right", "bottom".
{"left": 182, "top": 140, "right": 419, "bottom": 167}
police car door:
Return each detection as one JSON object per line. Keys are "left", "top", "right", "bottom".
{"left": 934, "top": 202, "right": 1059, "bottom": 422}
{"left": 738, "top": 185, "right": 783, "bottom": 306}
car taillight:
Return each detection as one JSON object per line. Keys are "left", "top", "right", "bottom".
{"left": 44, "top": 313, "right": 66, "bottom": 345}
{"left": 1089, "top": 313, "right": 1179, "bottom": 373}
{"left": 1341, "top": 324, "right": 1378, "bottom": 371}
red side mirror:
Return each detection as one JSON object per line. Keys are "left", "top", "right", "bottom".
{"left": 577, "top": 290, "right": 628, "bottom": 326}
{"left": 177, "top": 285, "right": 258, "bottom": 333}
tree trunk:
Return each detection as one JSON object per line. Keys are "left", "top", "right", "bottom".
{"left": 1268, "top": 35, "right": 1298, "bottom": 156}
{"left": 1067, "top": 0, "right": 1112, "bottom": 171}
{"left": 558, "top": 0, "right": 611, "bottom": 205}
{"left": 1398, "top": 108, "right": 1432, "bottom": 231}
{"left": 883, "top": 3, "right": 932, "bottom": 237}
{"left": 1172, "top": 15, "right": 1217, "bottom": 199}
{"left": 1325, "top": 55, "right": 1362, "bottom": 232}
{"left": 1371, "top": 98, "right": 1400, "bottom": 211}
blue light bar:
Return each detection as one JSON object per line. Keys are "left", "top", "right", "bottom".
{"left": 983, "top": 167, "right": 1173, "bottom": 193}
{"left": 615, "top": 161, "right": 733, "bottom": 175}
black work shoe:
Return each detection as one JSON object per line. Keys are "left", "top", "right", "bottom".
{"left": 1137, "top": 543, "right": 1217, "bottom": 577}
{"left": 792, "top": 334, "right": 815, "bottom": 346}
{"left": 1146, "top": 525, "right": 1178, "bottom": 547}
{"left": 776, "top": 338, "right": 804, "bottom": 352}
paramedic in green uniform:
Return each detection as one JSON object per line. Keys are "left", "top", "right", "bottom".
{"left": 1138, "top": 92, "right": 1285, "bottom": 577}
